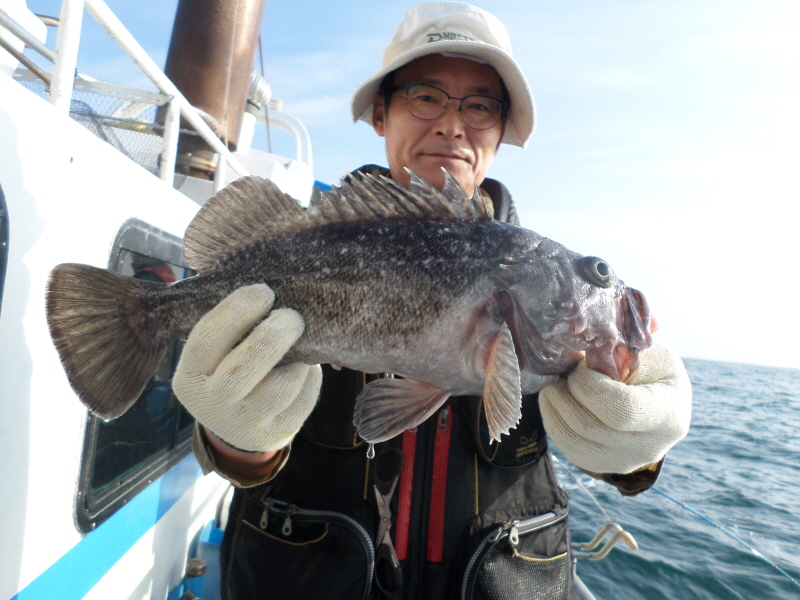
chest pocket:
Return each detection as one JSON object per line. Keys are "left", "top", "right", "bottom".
{"left": 461, "top": 508, "right": 572, "bottom": 600}
{"left": 464, "top": 393, "right": 548, "bottom": 468}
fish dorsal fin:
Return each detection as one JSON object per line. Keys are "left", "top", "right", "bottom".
{"left": 184, "top": 169, "right": 493, "bottom": 271}
{"left": 408, "top": 167, "right": 493, "bottom": 220}
{"left": 310, "top": 167, "right": 493, "bottom": 224}
{"left": 183, "top": 176, "right": 310, "bottom": 271}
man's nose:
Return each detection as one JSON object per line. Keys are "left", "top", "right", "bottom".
{"left": 435, "top": 101, "right": 465, "bottom": 138}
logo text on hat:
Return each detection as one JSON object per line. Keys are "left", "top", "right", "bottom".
{"left": 427, "top": 32, "right": 477, "bottom": 44}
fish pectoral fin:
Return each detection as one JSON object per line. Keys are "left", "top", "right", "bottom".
{"left": 482, "top": 322, "right": 523, "bottom": 444}
{"left": 354, "top": 378, "right": 451, "bottom": 444}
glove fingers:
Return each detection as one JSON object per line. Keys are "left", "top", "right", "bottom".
{"left": 539, "top": 387, "right": 605, "bottom": 468}
{"left": 213, "top": 308, "right": 305, "bottom": 400}
{"left": 540, "top": 379, "right": 610, "bottom": 443}
{"left": 268, "top": 364, "right": 322, "bottom": 430}
{"left": 567, "top": 348, "right": 691, "bottom": 432}
{"left": 247, "top": 362, "right": 311, "bottom": 412}
{"left": 540, "top": 339, "right": 693, "bottom": 474}
{"left": 244, "top": 363, "right": 322, "bottom": 450}
{"left": 567, "top": 365, "right": 659, "bottom": 431}
{"left": 540, "top": 387, "right": 666, "bottom": 473}
{"left": 184, "top": 284, "right": 276, "bottom": 373}
{"left": 634, "top": 341, "right": 685, "bottom": 384}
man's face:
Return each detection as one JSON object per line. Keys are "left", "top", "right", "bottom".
{"left": 372, "top": 54, "right": 506, "bottom": 196}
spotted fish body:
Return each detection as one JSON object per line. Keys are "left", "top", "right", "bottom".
{"left": 46, "top": 171, "right": 652, "bottom": 444}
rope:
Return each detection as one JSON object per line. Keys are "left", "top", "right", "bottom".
{"left": 652, "top": 486, "right": 800, "bottom": 591}
{"left": 552, "top": 455, "right": 613, "bottom": 524}
{"left": 257, "top": 34, "right": 273, "bottom": 154}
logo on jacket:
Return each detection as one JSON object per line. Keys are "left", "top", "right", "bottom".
{"left": 516, "top": 433, "right": 539, "bottom": 459}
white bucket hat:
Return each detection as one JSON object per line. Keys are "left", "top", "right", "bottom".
{"left": 350, "top": 2, "right": 535, "bottom": 148}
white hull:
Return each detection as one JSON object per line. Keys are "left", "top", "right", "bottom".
{"left": 0, "top": 68, "right": 233, "bottom": 599}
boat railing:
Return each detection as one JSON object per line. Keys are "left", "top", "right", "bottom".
{"left": 0, "top": 0, "right": 308, "bottom": 194}
{"left": 255, "top": 109, "right": 312, "bottom": 172}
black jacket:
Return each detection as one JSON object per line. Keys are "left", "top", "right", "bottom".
{"left": 219, "top": 169, "right": 574, "bottom": 600}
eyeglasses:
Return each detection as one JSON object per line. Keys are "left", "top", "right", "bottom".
{"left": 391, "top": 83, "right": 507, "bottom": 130}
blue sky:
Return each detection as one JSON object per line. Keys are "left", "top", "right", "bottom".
{"left": 25, "top": 0, "right": 800, "bottom": 369}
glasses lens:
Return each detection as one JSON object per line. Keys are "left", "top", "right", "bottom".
{"left": 404, "top": 85, "right": 447, "bottom": 120}
{"left": 401, "top": 84, "right": 504, "bottom": 130}
{"left": 461, "top": 96, "right": 503, "bottom": 130}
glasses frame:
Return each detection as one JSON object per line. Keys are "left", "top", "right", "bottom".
{"left": 390, "top": 83, "right": 508, "bottom": 131}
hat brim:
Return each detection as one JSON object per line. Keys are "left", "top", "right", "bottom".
{"left": 350, "top": 40, "right": 535, "bottom": 148}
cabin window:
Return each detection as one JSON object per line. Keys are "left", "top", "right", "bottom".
{"left": 75, "top": 218, "right": 196, "bottom": 532}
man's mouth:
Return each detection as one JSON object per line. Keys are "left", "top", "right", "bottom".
{"left": 422, "top": 152, "right": 470, "bottom": 164}
{"left": 419, "top": 142, "right": 473, "bottom": 165}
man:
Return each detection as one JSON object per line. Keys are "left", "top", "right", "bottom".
{"left": 172, "top": 3, "right": 692, "bottom": 598}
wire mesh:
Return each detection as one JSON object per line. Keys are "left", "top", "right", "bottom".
{"left": 18, "top": 78, "right": 203, "bottom": 186}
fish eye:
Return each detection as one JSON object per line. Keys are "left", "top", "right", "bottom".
{"left": 577, "top": 256, "right": 615, "bottom": 288}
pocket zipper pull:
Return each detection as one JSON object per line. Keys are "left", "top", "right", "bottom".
{"left": 438, "top": 408, "right": 450, "bottom": 431}
{"left": 282, "top": 514, "right": 293, "bottom": 536}
{"left": 260, "top": 507, "right": 269, "bottom": 530}
{"left": 508, "top": 522, "right": 520, "bottom": 556}
{"left": 487, "top": 524, "right": 505, "bottom": 543}
{"left": 508, "top": 523, "right": 519, "bottom": 547}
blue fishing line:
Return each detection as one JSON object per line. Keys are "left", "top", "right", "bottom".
{"left": 652, "top": 486, "right": 800, "bottom": 591}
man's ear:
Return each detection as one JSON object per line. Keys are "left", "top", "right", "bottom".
{"left": 372, "top": 94, "right": 386, "bottom": 137}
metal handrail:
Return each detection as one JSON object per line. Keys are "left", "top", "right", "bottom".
{"left": 573, "top": 522, "right": 638, "bottom": 561}
{"left": 255, "top": 110, "right": 313, "bottom": 173}
{"left": 0, "top": 32, "right": 50, "bottom": 83}
{"left": 0, "top": 6, "right": 56, "bottom": 62}
{"left": 3, "top": 0, "right": 250, "bottom": 186}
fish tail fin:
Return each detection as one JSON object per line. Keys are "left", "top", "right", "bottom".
{"left": 46, "top": 263, "right": 173, "bottom": 419}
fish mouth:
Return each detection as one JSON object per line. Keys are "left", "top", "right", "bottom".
{"left": 619, "top": 287, "right": 652, "bottom": 351}
{"left": 584, "top": 286, "right": 653, "bottom": 382}
{"left": 494, "top": 285, "right": 653, "bottom": 384}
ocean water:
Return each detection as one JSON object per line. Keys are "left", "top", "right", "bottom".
{"left": 558, "top": 358, "right": 800, "bottom": 600}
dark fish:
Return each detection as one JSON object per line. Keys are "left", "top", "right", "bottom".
{"left": 46, "top": 170, "right": 651, "bottom": 444}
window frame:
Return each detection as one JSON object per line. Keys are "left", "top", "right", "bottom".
{"left": 75, "top": 218, "right": 196, "bottom": 533}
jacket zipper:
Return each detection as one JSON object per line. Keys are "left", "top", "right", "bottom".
{"left": 395, "top": 428, "right": 417, "bottom": 560}
{"left": 407, "top": 419, "right": 434, "bottom": 598}
{"left": 426, "top": 407, "right": 452, "bottom": 562}
{"left": 260, "top": 498, "right": 376, "bottom": 599}
{"left": 459, "top": 509, "right": 568, "bottom": 600}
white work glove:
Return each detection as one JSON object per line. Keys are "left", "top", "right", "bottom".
{"left": 539, "top": 339, "right": 692, "bottom": 474}
{"left": 173, "top": 284, "right": 322, "bottom": 453}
